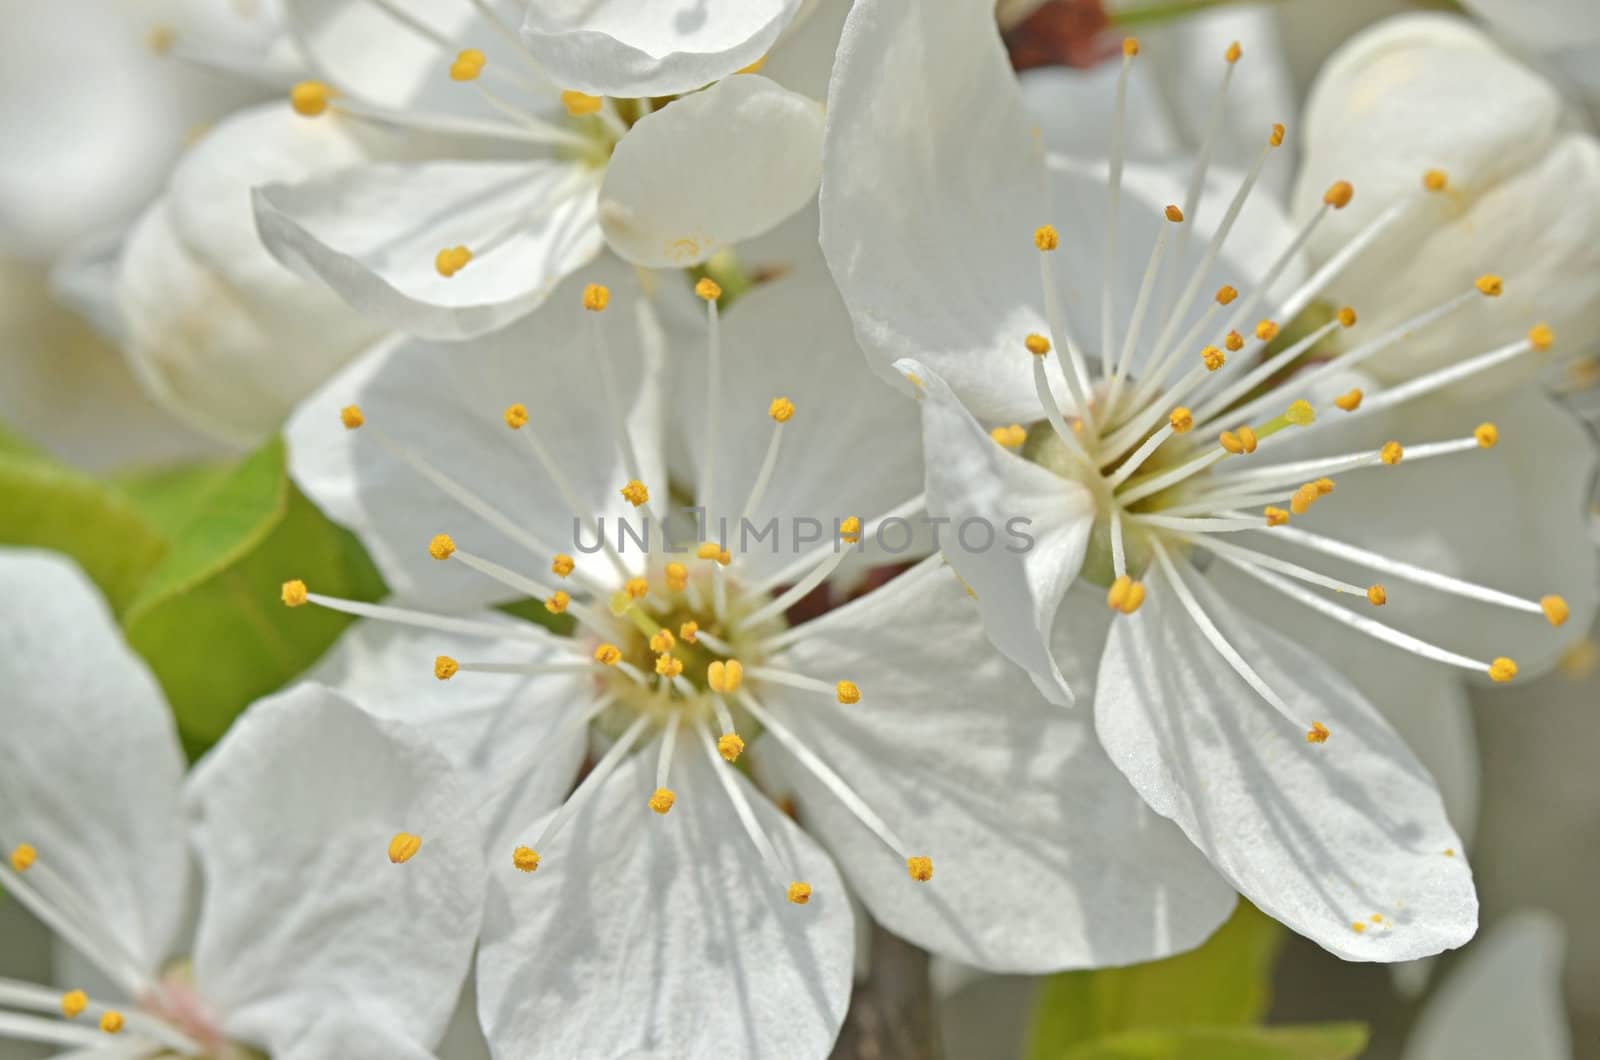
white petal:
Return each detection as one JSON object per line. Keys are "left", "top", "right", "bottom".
{"left": 187, "top": 685, "right": 484, "bottom": 1054}
{"left": 1096, "top": 560, "right": 1477, "bottom": 961}
{"left": 477, "top": 739, "right": 852, "bottom": 1059}
{"left": 287, "top": 258, "right": 666, "bottom": 606}
{"left": 599, "top": 76, "right": 822, "bottom": 269}
{"left": 905, "top": 361, "right": 1094, "bottom": 705}
{"left": 1018, "top": 63, "right": 1181, "bottom": 163}
{"left": 278, "top": 1006, "right": 441, "bottom": 1060}
{"left": 1457, "top": 0, "right": 1600, "bottom": 49}
{"left": 1403, "top": 911, "right": 1571, "bottom": 1060}
{"left": 759, "top": 0, "right": 854, "bottom": 101}
{"left": 759, "top": 566, "right": 1238, "bottom": 971}
{"left": 0, "top": 549, "right": 187, "bottom": 977}
{"left": 520, "top": 0, "right": 803, "bottom": 97}
{"left": 255, "top": 160, "right": 605, "bottom": 341}
{"left": 282, "top": 0, "right": 478, "bottom": 108}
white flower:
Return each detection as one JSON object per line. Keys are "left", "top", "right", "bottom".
{"left": 251, "top": 0, "right": 830, "bottom": 342}
{"left": 818, "top": 0, "right": 1599, "bottom": 960}
{"left": 1292, "top": 14, "right": 1600, "bottom": 391}
{"left": 0, "top": 548, "right": 484, "bottom": 1059}
{"left": 281, "top": 262, "right": 1239, "bottom": 1056}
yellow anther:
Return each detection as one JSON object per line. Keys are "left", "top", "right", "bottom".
{"left": 1371, "top": 913, "right": 1385, "bottom": 924}
{"left": 1264, "top": 506, "right": 1289, "bottom": 527}
{"left": 100, "top": 1011, "right": 124, "bottom": 1035}
{"left": 1215, "top": 284, "right": 1238, "bottom": 305}
{"left": 1334, "top": 388, "right": 1363, "bottom": 412}
{"left": 1380, "top": 441, "right": 1403, "bottom": 465}
{"left": 1323, "top": 181, "right": 1354, "bottom": 209}
{"left": 434, "top": 655, "right": 458, "bottom": 680}
{"left": 625, "top": 576, "right": 649, "bottom": 600}
{"left": 1122, "top": 36, "right": 1139, "bottom": 57}
{"left": 649, "top": 788, "right": 676, "bottom": 815}
{"left": 290, "top": 81, "right": 332, "bottom": 117}
{"left": 449, "top": 48, "right": 486, "bottom": 81}
{"left": 582, "top": 283, "right": 610, "bottom": 311}
{"left": 1541, "top": 595, "right": 1570, "bottom": 627}
{"left": 545, "top": 590, "right": 570, "bottom": 615}
{"left": 907, "top": 856, "right": 934, "bottom": 881}
{"left": 1224, "top": 330, "right": 1244, "bottom": 352}
{"left": 513, "top": 845, "right": 541, "bottom": 872}
{"left": 707, "top": 659, "right": 744, "bottom": 694}
{"left": 650, "top": 629, "right": 676, "bottom": 654}
{"left": 504, "top": 403, "right": 528, "bottom": 429}
{"left": 1164, "top": 204, "right": 1184, "bottom": 223}
{"left": 1219, "top": 425, "right": 1258, "bottom": 455}
{"left": 839, "top": 516, "right": 862, "bottom": 544}
{"left": 1289, "top": 484, "right": 1318, "bottom": 515}
{"left": 594, "top": 643, "right": 622, "bottom": 665}
{"left": 10, "top": 843, "right": 36, "bottom": 872}
{"left": 1314, "top": 478, "right": 1335, "bottom": 496}
{"left": 388, "top": 833, "right": 421, "bottom": 864}
{"left": 1255, "top": 319, "right": 1279, "bottom": 343}
{"left": 1475, "top": 274, "right": 1503, "bottom": 297}
{"left": 1168, "top": 406, "right": 1194, "bottom": 433}
{"left": 1474, "top": 422, "right": 1499, "bottom": 448}
{"left": 1488, "top": 657, "right": 1518, "bottom": 682}
{"left": 1024, "top": 333, "right": 1051, "bottom": 356}
{"left": 787, "top": 881, "right": 813, "bottom": 904}
{"left": 1528, "top": 323, "right": 1554, "bottom": 350}
{"left": 1445, "top": 848, "right": 1456, "bottom": 857}
{"left": 1269, "top": 122, "right": 1285, "bottom": 147}
{"left": 737, "top": 55, "right": 768, "bottom": 74}
{"left": 434, "top": 245, "right": 472, "bottom": 277}
{"left": 551, "top": 553, "right": 575, "bottom": 578}
{"left": 60, "top": 990, "right": 87, "bottom": 1019}
{"left": 655, "top": 653, "right": 683, "bottom": 678}
{"left": 1201, "top": 346, "right": 1225, "bottom": 371}
{"left": 695, "top": 277, "right": 722, "bottom": 302}
{"left": 1034, "top": 225, "right": 1060, "bottom": 251}
{"left": 620, "top": 480, "right": 649, "bottom": 507}
{"left": 428, "top": 533, "right": 455, "bottom": 560}
{"left": 718, "top": 732, "right": 745, "bottom": 762}
{"left": 1306, "top": 721, "right": 1330, "bottom": 744}
{"left": 664, "top": 562, "right": 688, "bottom": 591}
{"left": 1367, "top": 585, "right": 1387, "bottom": 606}
{"left": 1106, "top": 575, "right": 1146, "bottom": 614}
{"left": 281, "top": 579, "right": 308, "bottom": 607}
{"left": 836, "top": 680, "right": 861, "bottom": 705}
{"left": 1350, "top": 921, "right": 1367, "bottom": 934}
{"left": 1285, "top": 400, "right": 1315, "bottom": 426}
{"left": 561, "top": 90, "right": 603, "bottom": 117}
{"left": 340, "top": 404, "right": 364, "bottom": 430}
{"left": 990, "top": 424, "right": 1027, "bottom": 449}
{"left": 1337, "top": 306, "right": 1357, "bottom": 328}
{"left": 678, "top": 621, "right": 699, "bottom": 643}
{"left": 1225, "top": 40, "right": 1242, "bottom": 63}
{"left": 769, "top": 396, "right": 795, "bottom": 423}
{"left": 1423, "top": 169, "right": 1448, "bottom": 192}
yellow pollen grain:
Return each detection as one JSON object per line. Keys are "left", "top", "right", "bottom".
{"left": 435, "top": 245, "right": 472, "bottom": 278}
{"left": 1269, "top": 122, "right": 1285, "bottom": 147}
{"left": 769, "top": 396, "right": 795, "bottom": 423}
{"left": 1201, "top": 346, "right": 1225, "bottom": 372}
{"left": 60, "top": 990, "right": 87, "bottom": 1019}
{"left": 695, "top": 277, "right": 722, "bottom": 302}
{"left": 449, "top": 48, "right": 486, "bottom": 82}
{"left": 787, "top": 881, "right": 812, "bottom": 904}
{"left": 1024, "top": 333, "right": 1052, "bottom": 356}
{"left": 1164, "top": 204, "right": 1184, "bottom": 223}
{"left": 1338, "top": 306, "right": 1357, "bottom": 328}
{"left": 1255, "top": 319, "right": 1279, "bottom": 342}
{"left": 836, "top": 680, "right": 861, "bottom": 705}
{"left": 1034, "top": 224, "right": 1059, "bottom": 251}
{"left": 1475, "top": 422, "right": 1499, "bottom": 448}
{"left": 665, "top": 562, "right": 688, "bottom": 591}
{"left": 1380, "top": 441, "right": 1403, "bottom": 465}
{"left": 718, "top": 732, "right": 745, "bottom": 762}
{"left": 281, "top": 579, "right": 308, "bottom": 607}
{"left": 650, "top": 629, "right": 676, "bottom": 654}
{"left": 1423, "top": 169, "right": 1448, "bottom": 192}
{"left": 545, "top": 590, "right": 570, "bottom": 615}
{"left": 620, "top": 479, "right": 649, "bottom": 507}
{"left": 582, "top": 283, "right": 610, "bottom": 311}
{"left": 990, "top": 424, "right": 1027, "bottom": 449}
{"left": 1264, "top": 506, "right": 1289, "bottom": 527}
{"left": 1334, "top": 388, "right": 1363, "bottom": 412}
{"left": 513, "top": 845, "right": 540, "bottom": 872}
{"left": 1169, "top": 406, "right": 1194, "bottom": 433}
{"left": 1488, "top": 657, "right": 1518, "bottom": 682}
{"left": 388, "top": 832, "right": 421, "bottom": 864}
{"left": 504, "top": 403, "right": 528, "bottom": 429}
{"left": 907, "top": 856, "right": 934, "bottom": 881}
{"left": 1285, "top": 400, "right": 1315, "bottom": 426}
{"left": 1367, "top": 585, "right": 1387, "bottom": 606}
{"left": 10, "top": 843, "right": 36, "bottom": 873}
{"left": 1225, "top": 330, "right": 1244, "bottom": 352}
{"left": 340, "top": 404, "right": 364, "bottom": 430}
{"left": 1541, "top": 595, "right": 1570, "bottom": 627}
{"left": 1350, "top": 921, "right": 1366, "bottom": 934}
{"left": 649, "top": 788, "right": 676, "bottom": 815}
{"left": 708, "top": 659, "right": 744, "bottom": 694}
{"left": 1306, "top": 721, "right": 1330, "bottom": 744}
{"left": 1528, "top": 323, "right": 1554, "bottom": 350}
{"left": 99, "top": 1012, "right": 124, "bottom": 1035}
{"left": 594, "top": 643, "right": 622, "bottom": 665}
{"left": 561, "top": 90, "right": 602, "bottom": 117}
{"left": 428, "top": 533, "right": 455, "bottom": 560}
{"left": 839, "top": 516, "right": 862, "bottom": 544}
{"left": 551, "top": 553, "right": 575, "bottom": 578}
{"left": 678, "top": 621, "right": 700, "bottom": 643}
{"left": 290, "top": 80, "right": 332, "bottom": 117}
{"left": 1475, "top": 274, "right": 1503, "bottom": 297}
{"left": 1216, "top": 284, "right": 1238, "bottom": 305}
{"left": 655, "top": 653, "right": 683, "bottom": 678}
{"left": 1225, "top": 40, "right": 1242, "bottom": 63}
{"left": 1323, "top": 180, "right": 1354, "bottom": 209}
{"left": 434, "top": 655, "right": 459, "bottom": 680}
{"left": 1122, "top": 36, "right": 1139, "bottom": 57}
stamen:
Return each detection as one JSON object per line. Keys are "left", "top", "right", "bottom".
{"left": 1105, "top": 421, "right": 1177, "bottom": 489}
{"left": 1034, "top": 233, "right": 1098, "bottom": 425}
{"left": 0, "top": 1011, "right": 105, "bottom": 1049}
{"left": 504, "top": 402, "right": 631, "bottom": 579}
{"left": 520, "top": 714, "right": 651, "bottom": 869}
{"left": 698, "top": 279, "right": 724, "bottom": 518}
{"left": 752, "top": 494, "right": 926, "bottom": 594}
{"left": 581, "top": 287, "right": 648, "bottom": 510}
{"left": 290, "top": 80, "right": 332, "bottom": 117}
{"left": 708, "top": 660, "right": 744, "bottom": 694}
{"left": 446, "top": 547, "right": 611, "bottom": 631}
{"left": 1109, "top": 205, "right": 1187, "bottom": 405}
{"left": 1110, "top": 509, "right": 1128, "bottom": 579}
{"left": 741, "top": 399, "right": 793, "bottom": 521}
{"left": 740, "top": 530, "right": 858, "bottom": 630}
{"left": 1269, "top": 196, "right": 1413, "bottom": 330}
{"left": 291, "top": 590, "right": 558, "bottom": 642}
{"left": 1191, "top": 316, "right": 1345, "bottom": 428}
{"left": 1331, "top": 329, "right": 1547, "bottom": 424}
{"left": 1167, "top": 43, "right": 1246, "bottom": 277}
{"left": 388, "top": 833, "right": 421, "bottom": 863}
{"left": 1106, "top": 575, "right": 1147, "bottom": 614}
{"left": 1178, "top": 532, "right": 1373, "bottom": 598}
{"left": 9, "top": 845, "right": 34, "bottom": 873}
{"left": 1101, "top": 40, "right": 1137, "bottom": 376}
{"left": 693, "top": 721, "right": 807, "bottom": 902}
{"left": 1032, "top": 352, "right": 1090, "bottom": 460}
{"left": 651, "top": 715, "right": 680, "bottom": 815}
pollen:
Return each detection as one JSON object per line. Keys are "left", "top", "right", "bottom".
{"left": 1034, "top": 225, "right": 1060, "bottom": 251}
{"left": 1024, "top": 333, "right": 1051, "bottom": 356}
{"left": 1337, "top": 306, "right": 1357, "bottom": 327}
{"left": 1225, "top": 40, "right": 1242, "bottom": 63}
{"left": 649, "top": 788, "right": 676, "bottom": 815}
{"left": 707, "top": 659, "right": 744, "bottom": 694}
{"left": 648, "top": 629, "right": 675, "bottom": 654}
{"left": 1106, "top": 575, "right": 1146, "bottom": 614}
{"left": 1216, "top": 285, "right": 1238, "bottom": 305}
{"left": 718, "top": 732, "right": 745, "bottom": 762}
{"left": 1380, "top": 441, "right": 1404, "bottom": 465}
{"left": 1168, "top": 406, "right": 1194, "bottom": 433}
{"left": 787, "top": 881, "right": 813, "bottom": 904}
{"left": 1164, "top": 204, "right": 1184, "bottom": 223}
{"left": 1488, "top": 657, "right": 1518, "bottom": 682}
{"left": 695, "top": 277, "right": 722, "bottom": 301}
{"left": 281, "top": 579, "right": 308, "bottom": 607}
{"left": 990, "top": 424, "right": 1027, "bottom": 449}
{"left": 1224, "top": 330, "right": 1244, "bottom": 352}
{"left": 1475, "top": 274, "right": 1503, "bottom": 297}
{"left": 665, "top": 562, "right": 688, "bottom": 591}
{"left": 340, "top": 404, "right": 364, "bottom": 429}
{"left": 1528, "top": 323, "right": 1554, "bottom": 351}
{"left": 60, "top": 990, "right": 87, "bottom": 1019}
{"left": 545, "top": 591, "right": 570, "bottom": 615}
{"left": 1220, "top": 426, "right": 1258, "bottom": 454}
{"left": 907, "top": 856, "right": 934, "bottom": 881}
{"left": 388, "top": 832, "right": 422, "bottom": 864}
{"left": 1541, "top": 595, "right": 1570, "bottom": 627}
{"left": 1201, "top": 346, "right": 1225, "bottom": 371}
{"left": 1315, "top": 478, "right": 1335, "bottom": 495}
{"left": 1264, "top": 506, "right": 1289, "bottom": 527}
{"left": 434, "top": 655, "right": 459, "bottom": 680}
{"left": 1122, "top": 36, "right": 1139, "bottom": 57}
{"left": 1367, "top": 585, "right": 1387, "bottom": 606}
{"left": 679, "top": 621, "right": 700, "bottom": 643}
{"left": 428, "top": 533, "right": 455, "bottom": 560}
{"left": 1255, "top": 319, "right": 1279, "bottom": 342}
{"left": 655, "top": 654, "right": 683, "bottom": 678}
{"left": 513, "top": 845, "right": 541, "bottom": 872}
{"left": 435, "top": 245, "right": 472, "bottom": 278}
{"left": 1290, "top": 484, "right": 1319, "bottom": 515}
{"left": 1423, "top": 169, "right": 1448, "bottom": 192}
{"left": 582, "top": 283, "right": 610, "bottom": 311}
{"left": 839, "top": 516, "right": 862, "bottom": 544}
{"left": 1475, "top": 422, "right": 1499, "bottom": 448}
{"left": 1285, "top": 400, "right": 1316, "bottom": 426}
{"left": 1350, "top": 921, "right": 1367, "bottom": 934}
{"left": 290, "top": 81, "right": 332, "bottom": 117}
{"left": 620, "top": 480, "right": 649, "bottom": 507}
{"left": 449, "top": 48, "right": 486, "bottom": 81}
{"left": 1334, "top": 388, "right": 1363, "bottom": 412}
{"left": 594, "top": 643, "right": 622, "bottom": 665}
{"left": 769, "top": 396, "right": 795, "bottom": 423}
{"left": 1306, "top": 721, "right": 1330, "bottom": 744}
{"left": 1269, "top": 122, "right": 1285, "bottom": 147}
{"left": 99, "top": 1011, "right": 124, "bottom": 1035}
{"left": 9, "top": 843, "right": 36, "bottom": 872}
{"left": 561, "top": 90, "right": 603, "bottom": 117}
{"left": 504, "top": 403, "right": 528, "bottom": 429}
{"left": 1323, "top": 181, "right": 1354, "bottom": 209}
{"left": 551, "top": 553, "right": 575, "bottom": 578}
{"left": 836, "top": 680, "right": 861, "bottom": 705}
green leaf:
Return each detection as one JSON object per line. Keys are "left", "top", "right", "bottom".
{"left": 1058, "top": 1024, "right": 1369, "bottom": 1060}
{"left": 115, "top": 461, "right": 236, "bottom": 539}
{"left": 121, "top": 437, "right": 385, "bottom": 757}
{"left": 1025, "top": 901, "right": 1284, "bottom": 1059}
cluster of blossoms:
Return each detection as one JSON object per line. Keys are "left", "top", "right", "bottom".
{"left": 3, "top": 0, "right": 1598, "bottom": 1057}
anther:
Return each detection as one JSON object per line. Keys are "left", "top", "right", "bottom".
{"left": 434, "top": 655, "right": 459, "bottom": 680}
{"left": 1488, "top": 657, "right": 1518, "bottom": 682}
{"left": 678, "top": 621, "right": 700, "bottom": 643}
{"left": 99, "top": 1012, "right": 124, "bottom": 1035}
{"left": 1220, "top": 425, "right": 1258, "bottom": 454}
{"left": 1367, "top": 585, "right": 1387, "bottom": 606}
{"left": 1224, "top": 330, "right": 1244, "bottom": 352}
{"left": 281, "top": 579, "right": 308, "bottom": 607}
{"left": 290, "top": 81, "right": 332, "bottom": 117}
{"left": 1380, "top": 441, "right": 1403, "bottom": 465}
{"left": 1337, "top": 306, "right": 1357, "bottom": 327}
{"left": 388, "top": 833, "right": 422, "bottom": 863}
{"left": 836, "top": 680, "right": 861, "bottom": 705}
{"left": 582, "top": 283, "right": 610, "bottom": 311}
{"left": 1290, "top": 484, "right": 1319, "bottom": 515}
{"left": 504, "top": 403, "right": 528, "bottom": 429}
{"left": 551, "top": 554, "right": 575, "bottom": 578}
{"left": 1314, "top": 478, "right": 1335, "bottom": 495}
{"left": 1201, "top": 346, "right": 1225, "bottom": 371}
{"left": 650, "top": 630, "right": 676, "bottom": 654}
{"left": 1225, "top": 40, "right": 1242, "bottom": 63}
{"left": 1285, "top": 400, "right": 1315, "bottom": 426}
{"left": 1034, "top": 225, "right": 1059, "bottom": 251}
{"left": 1423, "top": 169, "right": 1448, "bottom": 192}
{"left": 1216, "top": 285, "right": 1238, "bottom": 305}
{"left": 990, "top": 424, "right": 1027, "bottom": 449}
{"left": 1528, "top": 323, "right": 1554, "bottom": 350}
{"left": 1541, "top": 595, "right": 1570, "bottom": 627}
{"left": 1024, "top": 333, "right": 1051, "bottom": 356}
{"left": 665, "top": 562, "right": 688, "bottom": 591}
{"left": 1475, "top": 274, "right": 1503, "bottom": 297}
{"left": 1475, "top": 423, "right": 1499, "bottom": 448}
{"left": 1264, "top": 506, "right": 1289, "bottom": 526}
{"left": 708, "top": 659, "right": 744, "bottom": 694}
{"left": 1255, "top": 319, "right": 1280, "bottom": 342}
{"left": 769, "top": 397, "right": 795, "bottom": 422}
{"left": 10, "top": 843, "right": 36, "bottom": 872}
{"left": 435, "top": 245, "right": 472, "bottom": 278}
{"left": 718, "top": 732, "right": 745, "bottom": 762}
{"left": 655, "top": 654, "right": 683, "bottom": 678}
{"left": 695, "top": 277, "right": 722, "bottom": 301}
{"left": 1169, "top": 406, "right": 1194, "bottom": 433}
{"left": 594, "top": 643, "right": 622, "bottom": 665}
{"left": 1323, "top": 181, "right": 1354, "bottom": 209}
{"left": 561, "top": 90, "right": 602, "bottom": 117}
{"left": 620, "top": 480, "right": 649, "bottom": 507}
{"left": 787, "top": 881, "right": 813, "bottom": 904}
{"left": 340, "top": 404, "right": 364, "bottom": 430}
{"left": 545, "top": 591, "right": 570, "bottom": 615}
{"left": 1269, "top": 123, "right": 1285, "bottom": 147}
{"left": 1122, "top": 37, "right": 1139, "bottom": 57}
{"left": 907, "top": 856, "right": 934, "bottom": 881}
{"left": 60, "top": 991, "right": 87, "bottom": 1019}
{"left": 513, "top": 846, "right": 541, "bottom": 872}
{"left": 1351, "top": 921, "right": 1367, "bottom": 934}
{"left": 1306, "top": 721, "right": 1330, "bottom": 744}
{"left": 449, "top": 48, "right": 486, "bottom": 82}
{"left": 1106, "top": 576, "right": 1147, "bottom": 614}
{"left": 1164, "top": 204, "right": 1184, "bottom": 223}
{"left": 1334, "top": 388, "right": 1363, "bottom": 412}
{"left": 428, "top": 533, "right": 455, "bottom": 560}
{"left": 649, "top": 788, "right": 676, "bottom": 815}
{"left": 839, "top": 516, "right": 862, "bottom": 544}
